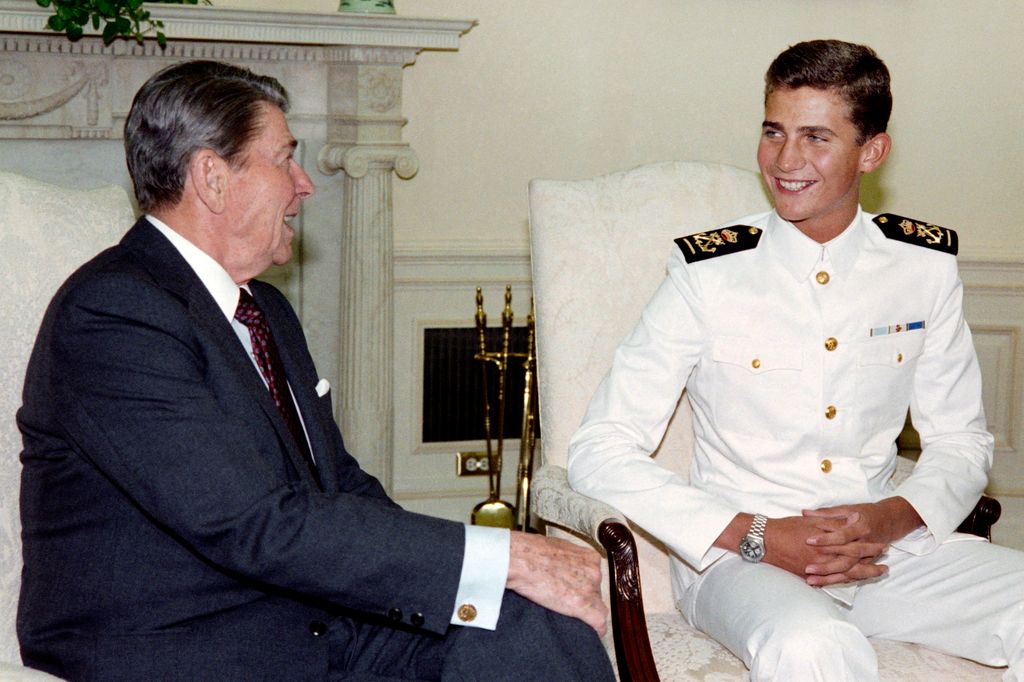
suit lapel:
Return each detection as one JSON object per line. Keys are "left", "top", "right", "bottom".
{"left": 250, "top": 283, "right": 338, "bottom": 491}
{"left": 121, "top": 219, "right": 325, "bottom": 492}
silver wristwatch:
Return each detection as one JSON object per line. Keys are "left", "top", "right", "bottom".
{"left": 738, "top": 513, "right": 768, "bottom": 563}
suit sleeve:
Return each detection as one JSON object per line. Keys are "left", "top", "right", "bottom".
{"left": 45, "top": 271, "right": 464, "bottom": 634}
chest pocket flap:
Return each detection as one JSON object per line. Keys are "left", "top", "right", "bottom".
{"left": 712, "top": 336, "right": 803, "bottom": 374}
{"left": 857, "top": 330, "right": 925, "bottom": 368}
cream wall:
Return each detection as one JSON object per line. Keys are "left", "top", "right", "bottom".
{"left": 219, "top": 0, "right": 1024, "bottom": 261}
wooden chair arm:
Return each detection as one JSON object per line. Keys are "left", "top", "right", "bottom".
{"left": 598, "top": 520, "right": 660, "bottom": 682}
{"left": 531, "top": 465, "right": 659, "bottom": 681}
{"left": 957, "top": 495, "right": 1001, "bottom": 540}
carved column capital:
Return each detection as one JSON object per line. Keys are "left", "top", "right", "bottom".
{"left": 318, "top": 143, "right": 419, "bottom": 179}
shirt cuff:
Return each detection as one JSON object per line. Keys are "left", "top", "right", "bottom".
{"left": 450, "top": 525, "right": 510, "bottom": 630}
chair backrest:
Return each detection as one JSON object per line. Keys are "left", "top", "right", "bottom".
{"left": 0, "top": 172, "right": 134, "bottom": 664}
{"left": 528, "top": 161, "right": 770, "bottom": 612}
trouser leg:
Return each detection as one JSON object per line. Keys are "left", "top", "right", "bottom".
{"left": 328, "top": 591, "right": 614, "bottom": 682}
{"left": 438, "top": 591, "right": 615, "bottom": 682}
{"left": 848, "top": 538, "right": 1024, "bottom": 680}
{"left": 681, "top": 554, "right": 878, "bottom": 682}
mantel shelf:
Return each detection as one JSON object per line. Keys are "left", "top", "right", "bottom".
{"left": 0, "top": 0, "right": 474, "bottom": 50}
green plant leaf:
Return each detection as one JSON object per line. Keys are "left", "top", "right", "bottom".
{"left": 101, "top": 20, "right": 119, "bottom": 44}
{"left": 42, "top": 0, "right": 210, "bottom": 44}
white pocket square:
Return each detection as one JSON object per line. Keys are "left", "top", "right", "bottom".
{"left": 315, "top": 378, "right": 331, "bottom": 397}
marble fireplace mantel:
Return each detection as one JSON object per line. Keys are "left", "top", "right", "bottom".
{"left": 0, "top": 0, "right": 475, "bottom": 490}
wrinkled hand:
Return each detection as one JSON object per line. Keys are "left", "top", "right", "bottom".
{"left": 800, "top": 497, "right": 923, "bottom": 586}
{"left": 765, "top": 513, "right": 888, "bottom": 587}
{"left": 506, "top": 532, "right": 608, "bottom": 636}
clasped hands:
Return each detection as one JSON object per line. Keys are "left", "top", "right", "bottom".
{"left": 765, "top": 497, "right": 923, "bottom": 587}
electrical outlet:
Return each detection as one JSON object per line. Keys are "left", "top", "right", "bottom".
{"left": 457, "top": 451, "right": 491, "bottom": 476}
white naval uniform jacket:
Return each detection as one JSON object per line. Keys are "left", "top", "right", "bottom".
{"left": 568, "top": 207, "right": 993, "bottom": 595}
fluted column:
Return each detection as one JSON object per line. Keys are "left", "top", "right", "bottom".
{"left": 319, "top": 143, "right": 417, "bottom": 487}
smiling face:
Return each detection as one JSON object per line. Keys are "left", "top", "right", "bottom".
{"left": 220, "top": 103, "right": 315, "bottom": 283}
{"left": 757, "top": 86, "right": 890, "bottom": 243}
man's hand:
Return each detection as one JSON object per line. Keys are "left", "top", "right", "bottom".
{"left": 715, "top": 501, "right": 923, "bottom": 587}
{"left": 800, "top": 496, "right": 924, "bottom": 585}
{"left": 506, "top": 532, "right": 608, "bottom": 636}
{"left": 767, "top": 512, "right": 888, "bottom": 587}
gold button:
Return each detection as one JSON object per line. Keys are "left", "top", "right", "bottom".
{"left": 457, "top": 604, "right": 477, "bottom": 623}
{"left": 897, "top": 352, "right": 903, "bottom": 363}
{"left": 820, "top": 459, "right": 833, "bottom": 474}
{"left": 748, "top": 227, "right": 760, "bottom": 235}
{"left": 824, "top": 337, "right": 838, "bottom": 352}
{"left": 816, "top": 271, "right": 830, "bottom": 285}
{"left": 751, "top": 358, "right": 761, "bottom": 369}
{"left": 825, "top": 405, "right": 837, "bottom": 420}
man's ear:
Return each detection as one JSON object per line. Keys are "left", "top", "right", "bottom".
{"left": 189, "top": 149, "right": 229, "bottom": 214}
{"left": 859, "top": 132, "right": 892, "bottom": 173}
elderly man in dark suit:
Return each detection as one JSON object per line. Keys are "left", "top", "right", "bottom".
{"left": 17, "top": 60, "right": 613, "bottom": 681}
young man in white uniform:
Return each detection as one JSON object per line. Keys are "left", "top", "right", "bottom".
{"left": 568, "top": 39, "right": 1024, "bottom": 680}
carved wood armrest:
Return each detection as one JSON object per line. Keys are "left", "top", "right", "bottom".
{"left": 531, "top": 465, "right": 659, "bottom": 681}
{"left": 957, "top": 495, "right": 1001, "bottom": 540}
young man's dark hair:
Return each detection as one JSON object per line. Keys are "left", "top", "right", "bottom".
{"left": 764, "top": 39, "right": 892, "bottom": 143}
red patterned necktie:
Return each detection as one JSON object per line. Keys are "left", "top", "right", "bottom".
{"left": 234, "top": 288, "right": 322, "bottom": 489}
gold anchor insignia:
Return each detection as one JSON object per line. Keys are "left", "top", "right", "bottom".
{"left": 915, "top": 223, "right": 944, "bottom": 245}
{"left": 899, "top": 218, "right": 943, "bottom": 245}
{"left": 693, "top": 231, "right": 725, "bottom": 253}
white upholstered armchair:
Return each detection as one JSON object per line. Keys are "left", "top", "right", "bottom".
{"left": 527, "top": 161, "right": 1003, "bottom": 681}
{"left": 1, "top": 171, "right": 134, "bottom": 680}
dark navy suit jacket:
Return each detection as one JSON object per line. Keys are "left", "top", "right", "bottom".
{"left": 17, "top": 219, "right": 465, "bottom": 681}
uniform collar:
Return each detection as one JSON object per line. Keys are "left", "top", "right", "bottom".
{"left": 769, "top": 207, "right": 867, "bottom": 283}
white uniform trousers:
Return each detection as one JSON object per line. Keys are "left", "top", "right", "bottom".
{"left": 681, "top": 538, "right": 1024, "bottom": 681}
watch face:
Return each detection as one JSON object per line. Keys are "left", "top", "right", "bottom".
{"left": 739, "top": 537, "right": 765, "bottom": 563}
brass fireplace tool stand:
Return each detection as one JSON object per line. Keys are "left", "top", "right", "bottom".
{"left": 470, "top": 286, "right": 538, "bottom": 531}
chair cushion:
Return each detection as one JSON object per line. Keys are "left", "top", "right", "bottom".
{"left": 0, "top": 171, "right": 134, "bottom": 666}
{"left": 627, "top": 613, "right": 1004, "bottom": 681}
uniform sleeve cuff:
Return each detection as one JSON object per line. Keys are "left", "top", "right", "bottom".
{"left": 450, "top": 525, "right": 510, "bottom": 630}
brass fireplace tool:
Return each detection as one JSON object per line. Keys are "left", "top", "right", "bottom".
{"left": 470, "top": 286, "right": 538, "bottom": 530}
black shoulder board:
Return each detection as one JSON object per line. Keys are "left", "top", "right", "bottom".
{"left": 674, "top": 225, "right": 763, "bottom": 264}
{"left": 873, "top": 213, "right": 958, "bottom": 255}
